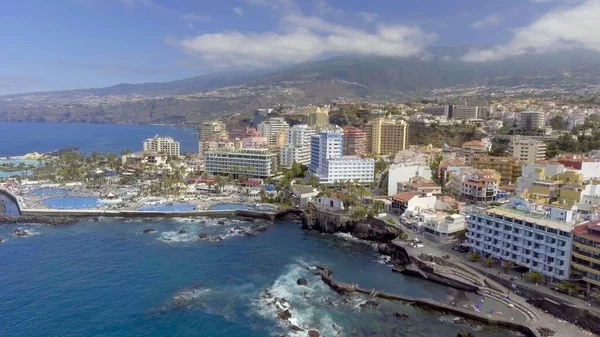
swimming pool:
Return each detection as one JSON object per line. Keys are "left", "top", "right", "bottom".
{"left": 209, "top": 203, "right": 253, "bottom": 211}
{"left": 32, "top": 188, "right": 71, "bottom": 196}
{"left": 136, "top": 203, "right": 196, "bottom": 212}
{"left": 43, "top": 197, "right": 101, "bottom": 209}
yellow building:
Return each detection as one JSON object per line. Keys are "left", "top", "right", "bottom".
{"left": 572, "top": 221, "right": 600, "bottom": 290}
{"left": 305, "top": 105, "right": 330, "bottom": 127}
{"left": 366, "top": 118, "right": 408, "bottom": 155}
{"left": 523, "top": 169, "right": 585, "bottom": 205}
{"left": 472, "top": 155, "right": 522, "bottom": 184}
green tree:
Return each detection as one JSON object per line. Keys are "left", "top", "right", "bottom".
{"left": 468, "top": 252, "right": 481, "bottom": 262}
{"left": 557, "top": 281, "right": 581, "bottom": 297}
{"left": 556, "top": 133, "right": 580, "bottom": 153}
{"left": 483, "top": 258, "right": 494, "bottom": 268}
{"left": 504, "top": 261, "right": 513, "bottom": 274}
{"left": 429, "top": 154, "right": 443, "bottom": 184}
{"left": 549, "top": 116, "right": 567, "bottom": 130}
{"left": 526, "top": 272, "right": 545, "bottom": 284}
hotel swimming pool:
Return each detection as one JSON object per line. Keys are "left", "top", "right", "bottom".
{"left": 209, "top": 203, "right": 277, "bottom": 211}
{"left": 43, "top": 197, "right": 101, "bottom": 209}
{"left": 136, "top": 203, "right": 196, "bottom": 212}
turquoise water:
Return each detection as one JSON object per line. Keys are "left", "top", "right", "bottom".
{"left": 210, "top": 203, "right": 253, "bottom": 211}
{"left": 42, "top": 196, "right": 100, "bottom": 209}
{"left": 137, "top": 203, "right": 197, "bottom": 212}
{"left": 0, "top": 216, "right": 515, "bottom": 337}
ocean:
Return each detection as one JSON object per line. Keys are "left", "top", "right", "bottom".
{"left": 0, "top": 122, "right": 516, "bottom": 336}
{"left": 0, "top": 122, "right": 199, "bottom": 156}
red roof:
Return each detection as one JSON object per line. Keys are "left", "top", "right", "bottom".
{"left": 391, "top": 191, "right": 420, "bottom": 202}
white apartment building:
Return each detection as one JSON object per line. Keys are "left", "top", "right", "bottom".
{"left": 309, "top": 127, "right": 374, "bottom": 183}
{"left": 387, "top": 163, "right": 432, "bottom": 196}
{"left": 204, "top": 148, "right": 278, "bottom": 178}
{"left": 423, "top": 214, "right": 467, "bottom": 244}
{"left": 466, "top": 198, "right": 579, "bottom": 281}
{"left": 519, "top": 111, "right": 545, "bottom": 131}
{"left": 258, "top": 117, "right": 290, "bottom": 146}
{"left": 280, "top": 124, "right": 315, "bottom": 167}
{"left": 509, "top": 136, "right": 547, "bottom": 163}
{"left": 143, "top": 135, "right": 180, "bottom": 156}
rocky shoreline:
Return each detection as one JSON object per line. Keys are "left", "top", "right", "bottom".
{"left": 0, "top": 215, "right": 78, "bottom": 226}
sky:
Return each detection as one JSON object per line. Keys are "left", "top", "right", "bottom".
{"left": 0, "top": 0, "right": 598, "bottom": 95}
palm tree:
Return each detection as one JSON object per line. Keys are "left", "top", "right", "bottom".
{"left": 526, "top": 272, "right": 545, "bottom": 284}
{"left": 483, "top": 258, "right": 494, "bottom": 268}
{"left": 557, "top": 281, "right": 581, "bottom": 297}
{"left": 468, "top": 252, "right": 481, "bottom": 262}
{"left": 504, "top": 261, "right": 514, "bottom": 274}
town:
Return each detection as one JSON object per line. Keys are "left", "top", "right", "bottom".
{"left": 2, "top": 98, "right": 600, "bottom": 336}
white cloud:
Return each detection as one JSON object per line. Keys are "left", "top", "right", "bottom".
{"left": 471, "top": 13, "right": 504, "bottom": 29}
{"left": 315, "top": 0, "right": 343, "bottom": 16}
{"left": 174, "top": 14, "right": 436, "bottom": 68}
{"left": 233, "top": 7, "right": 244, "bottom": 16}
{"left": 355, "top": 11, "right": 379, "bottom": 23}
{"left": 463, "top": 0, "right": 600, "bottom": 62}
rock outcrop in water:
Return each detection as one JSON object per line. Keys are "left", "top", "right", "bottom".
{"left": 142, "top": 228, "right": 155, "bottom": 234}
{"left": 457, "top": 329, "right": 476, "bottom": 337}
{"left": 12, "top": 228, "right": 29, "bottom": 237}
{"left": 0, "top": 215, "right": 77, "bottom": 226}
{"left": 296, "top": 278, "right": 308, "bottom": 286}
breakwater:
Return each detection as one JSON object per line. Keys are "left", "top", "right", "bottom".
{"left": 315, "top": 265, "right": 542, "bottom": 337}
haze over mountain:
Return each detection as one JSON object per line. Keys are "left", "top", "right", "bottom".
{"left": 1, "top": 48, "right": 600, "bottom": 124}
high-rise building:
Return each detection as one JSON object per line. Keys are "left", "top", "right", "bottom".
{"left": 309, "top": 127, "right": 374, "bottom": 183}
{"left": 572, "top": 221, "right": 600, "bottom": 290}
{"left": 199, "top": 121, "right": 229, "bottom": 142}
{"left": 509, "top": 136, "right": 547, "bottom": 163}
{"left": 423, "top": 105, "right": 451, "bottom": 118}
{"left": 466, "top": 198, "right": 580, "bottom": 281}
{"left": 451, "top": 106, "right": 479, "bottom": 120}
{"left": 252, "top": 109, "right": 273, "bottom": 127}
{"left": 143, "top": 135, "right": 180, "bottom": 156}
{"left": 204, "top": 148, "right": 278, "bottom": 178}
{"left": 258, "top": 117, "right": 290, "bottom": 146}
{"left": 305, "top": 105, "right": 330, "bottom": 127}
{"left": 366, "top": 118, "right": 408, "bottom": 155}
{"left": 342, "top": 127, "right": 367, "bottom": 155}
{"left": 280, "top": 124, "right": 315, "bottom": 167}
{"left": 519, "top": 111, "right": 545, "bottom": 131}
{"left": 448, "top": 168, "right": 501, "bottom": 203}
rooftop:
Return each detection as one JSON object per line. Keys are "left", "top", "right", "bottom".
{"left": 391, "top": 191, "right": 421, "bottom": 202}
{"left": 485, "top": 206, "right": 578, "bottom": 232}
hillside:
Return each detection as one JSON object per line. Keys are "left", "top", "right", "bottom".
{"left": 1, "top": 48, "right": 600, "bottom": 124}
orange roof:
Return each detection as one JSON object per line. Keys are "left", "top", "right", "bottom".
{"left": 391, "top": 191, "right": 420, "bottom": 202}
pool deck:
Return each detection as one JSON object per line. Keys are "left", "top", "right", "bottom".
{"left": 1, "top": 187, "right": 276, "bottom": 219}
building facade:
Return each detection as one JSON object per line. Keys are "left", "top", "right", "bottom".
{"left": 572, "top": 221, "right": 600, "bottom": 290}
{"left": 342, "top": 127, "right": 367, "bottom": 156}
{"left": 390, "top": 192, "right": 437, "bottom": 215}
{"left": 366, "top": 117, "right": 408, "bottom": 155}
{"left": 509, "top": 136, "right": 547, "bottom": 163}
{"left": 422, "top": 105, "right": 451, "bottom": 117}
{"left": 258, "top": 117, "right": 290, "bottom": 146}
{"left": 199, "top": 121, "right": 229, "bottom": 142}
{"left": 280, "top": 124, "right": 315, "bottom": 167}
{"left": 387, "top": 163, "right": 432, "bottom": 196}
{"left": 448, "top": 168, "right": 501, "bottom": 203}
{"left": 309, "top": 127, "right": 374, "bottom": 183}
{"left": 519, "top": 111, "right": 545, "bottom": 131}
{"left": 143, "top": 135, "right": 181, "bottom": 156}
{"left": 466, "top": 198, "right": 577, "bottom": 281}
{"left": 472, "top": 155, "right": 522, "bottom": 183}
{"left": 451, "top": 106, "right": 479, "bottom": 120}
{"left": 204, "top": 148, "right": 278, "bottom": 178}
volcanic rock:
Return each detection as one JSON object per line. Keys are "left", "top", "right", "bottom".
{"left": 537, "top": 327, "right": 555, "bottom": 337}
{"left": 198, "top": 233, "right": 208, "bottom": 239}
{"left": 142, "top": 228, "right": 155, "bottom": 234}
{"left": 178, "top": 229, "right": 186, "bottom": 234}
{"left": 12, "top": 228, "right": 28, "bottom": 237}
{"left": 277, "top": 309, "right": 292, "bottom": 321}
{"left": 307, "top": 330, "right": 320, "bottom": 337}
{"left": 296, "top": 278, "right": 309, "bottom": 286}
{"left": 359, "top": 300, "right": 379, "bottom": 308}
{"left": 457, "top": 329, "right": 476, "bottom": 337}
{"left": 394, "top": 312, "right": 409, "bottom": 319}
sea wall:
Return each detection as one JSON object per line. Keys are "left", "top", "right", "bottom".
{"left": 0, "top": 188, "right": 22, "bottom": 215}
{"left": 317, "top": 266, "right": 541, "bottom": 337}
{"left": 527, "top": 298, "right": 600, "bottom": 335}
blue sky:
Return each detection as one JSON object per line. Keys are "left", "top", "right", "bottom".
{"left": 0, "top": 0, "right": 597, "bottom": 94}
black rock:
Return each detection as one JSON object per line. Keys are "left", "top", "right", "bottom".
{"left": 457, "top": 329, "right": 476, "bottom": 337}
{"left": 289, "top": 325, "right": 303, "bottom": 332}
{"left": 0, "top": 237, "right": 3, "bottom": 244}
{"left": 142, "top": 228, "right": 155, "bottom": 234}
{"left": 12, "top": 228, "right": 28, "bottom": 237}
{"left": 394, "top": 312, "right": 409, "bottom": 319}
{"left": 359, "top": 300, "right": 379, "bottom": 308}
{"left": 296, "top": 278, "right": 309, "bottom": 286}
{"left": 277, "top": 309, "right": 292, "bottom": 321}
{"left": 198, "top": 233, "right": 208, "bottom": 239}
{"left": 308, "top": 330, "right": 320, "bottom": 337}
{"left": 536, "top": 327, "right": 555, "bottom": 337}
{"left": 217, "top": 220, "right": 225, "bottom": 225}
{"left": 178, "top": 229, "right": 186, "bottom": 234}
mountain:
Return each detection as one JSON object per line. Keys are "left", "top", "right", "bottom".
{"left": 2, "top": 47, "right": 600, "bottom": 124}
